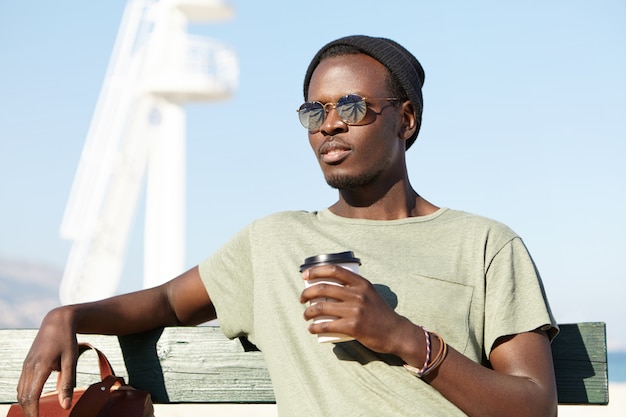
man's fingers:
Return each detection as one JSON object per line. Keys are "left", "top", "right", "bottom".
{"left": 57, "top": 353, "right": 77, "bottom": 410}
{"left": 16, "top": 364, "right": 47, "bottom": 417}
{"left": 57, "top": 387, "right": 73, "bottom": 410}
{"left": 16, "top": 390, "right": 40, "bottom": 417}
{"left": 303, "top": 264, "right": 359, "bottom": 285}
{"left": 301, "top": 282, "right": 346, "bottom": 304}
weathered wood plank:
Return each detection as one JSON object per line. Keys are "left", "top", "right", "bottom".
{"left": 0, "top": 323, "right": 609, "bottom": 406}
{"left": 119, "top": 327, "right": 274, "bottom": 403}
{"left": 552, "top": 322, "right": 608, "bottom": 405}
{"left": 0, "top": 327, "right": 273, "bottom": 404}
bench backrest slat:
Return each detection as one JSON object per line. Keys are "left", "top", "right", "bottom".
{"left": 551, "top": 322, "right": 608, "bottom": 404}
{"left": 0, "top": 322, "right": 608, "bottom": 405}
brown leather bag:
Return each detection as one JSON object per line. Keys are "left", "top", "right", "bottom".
{"left": 8, "top": 343, "right": 153, "bottom": 417}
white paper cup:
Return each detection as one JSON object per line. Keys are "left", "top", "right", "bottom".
{"left": 300, "top": 252, "right": 361, "bottom": 343}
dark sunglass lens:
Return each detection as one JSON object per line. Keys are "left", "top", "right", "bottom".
{"left": 298, "top": 102, "right": 325, "bottom": 130}
{"left": 336, "top": 94, "right": 367, "bottom": 124}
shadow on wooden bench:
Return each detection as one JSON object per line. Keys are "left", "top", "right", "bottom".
{"left": 0, "top": 322, "right": 608, "bottom": 406}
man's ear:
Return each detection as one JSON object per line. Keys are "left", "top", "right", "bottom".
{"left": 399, "top": 100, "right": 417, "bottom": 140}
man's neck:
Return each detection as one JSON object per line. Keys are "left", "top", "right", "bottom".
{"left": 329, "top": 180, "right": 439, "bottom": 220}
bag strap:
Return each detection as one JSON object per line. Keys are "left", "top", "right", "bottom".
{"left": 68, "top": 375, "right": 124, "bottom": 417}
{"left": 77, "top": 342, "right": 115, "bottom": 380}
{"left": 54, "top": 342, "right": 117, "bottom": 401}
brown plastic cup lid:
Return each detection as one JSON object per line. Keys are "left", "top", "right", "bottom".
{"left": 299, "top": 251, "right": 361, "bottom": 272}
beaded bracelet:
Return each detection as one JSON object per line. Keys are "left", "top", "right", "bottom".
{"left": 422, "top": 332, "right": 448, "bottom": 377}
{"left": 403, "top": 329, "right": 448, "bottom": 378}
{"left": 402, "top": 325, "right": 431, "bottom": 377}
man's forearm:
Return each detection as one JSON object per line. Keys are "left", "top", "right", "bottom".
{"left": 41, "top": 286, "right": 176, "bottom": 337}
{"left": 55, "top": 266, "right": 215, "bottom": 336}
{"left": 424, "top": 331, "right": 558, "bottom": 417}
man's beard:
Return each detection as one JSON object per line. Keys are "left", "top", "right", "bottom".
{"left": 325, "top": 169, "right": 383, "bottom": 190}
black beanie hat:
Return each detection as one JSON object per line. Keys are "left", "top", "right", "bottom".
{"left": 303, "top": 35, "right": 425, "bottom": 150}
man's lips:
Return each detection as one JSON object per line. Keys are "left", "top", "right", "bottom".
{"left": 319, "top": 141, "right": 352, "bottom": 164}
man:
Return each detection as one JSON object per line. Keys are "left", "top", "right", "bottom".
{"left": 17, "top": 35, "right": 558, "bottom": 416}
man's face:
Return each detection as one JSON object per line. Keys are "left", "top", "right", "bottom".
{"left": 306, "top": 53, "right": 407, "bottom": 190}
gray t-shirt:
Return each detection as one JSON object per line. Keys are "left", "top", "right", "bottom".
{"left": 199, "top": 208, "right": 557, "bottom": 416}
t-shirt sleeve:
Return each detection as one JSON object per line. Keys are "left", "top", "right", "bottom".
{"left": 198, "top": 224, "right": 255, "bottom": 340}
{"left": 484, "top": 237, "right": 558, "bottom": 358}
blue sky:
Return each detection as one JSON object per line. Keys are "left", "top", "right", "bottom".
{"left": 1, "top": 1, "right": 625, "bottom": 349}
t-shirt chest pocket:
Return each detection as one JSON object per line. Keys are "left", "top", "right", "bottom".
{"left": 375, "top": 273, "right": 474, "bottom": 355}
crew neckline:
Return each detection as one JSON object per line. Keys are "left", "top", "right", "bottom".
{"left": 317, "top": 207, "right": 449, "bottom": 225}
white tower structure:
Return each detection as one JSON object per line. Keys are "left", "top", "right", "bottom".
{"left": 59, "top": 0, "right": 238, "bottom": 304}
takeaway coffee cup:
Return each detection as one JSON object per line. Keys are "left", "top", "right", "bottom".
{"left": 300, "top": 251, "right": 361, "bottom": 343}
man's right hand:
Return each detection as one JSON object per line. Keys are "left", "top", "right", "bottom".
{"left": 16, "top": 307, "right": 79, "bottom": 417}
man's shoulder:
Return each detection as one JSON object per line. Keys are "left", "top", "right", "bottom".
{"left": 441, "top": 209, "right": 519, "bottom": 239}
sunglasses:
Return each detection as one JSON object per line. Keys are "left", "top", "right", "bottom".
{"left": 297, "top": 94, "right": 400, "bottom": 131}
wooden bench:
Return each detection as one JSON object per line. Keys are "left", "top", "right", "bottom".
{"left": 0, "top": 322, "right": 609, "bottom": 411}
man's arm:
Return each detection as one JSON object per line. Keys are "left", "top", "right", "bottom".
{"left": 17, "top": 266, "right": 214, "bottom": 417}
{"left": 423, "top": 329, "right": 557, "bottom": 417}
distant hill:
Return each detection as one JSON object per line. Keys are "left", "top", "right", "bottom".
{"left": 0, "top": 257, "right": 62, "bottom": 328}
